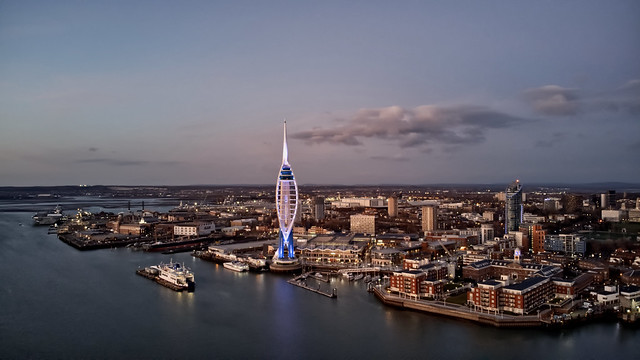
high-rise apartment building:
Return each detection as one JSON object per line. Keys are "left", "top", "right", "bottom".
{"left": 520, "top": 223, "right": 545, "bottom": 253}
{"left": 312, "top": 196, "right": 325, "bottom": 221}
{"left": 388, "top": 196, "right": 398, "bottom": 218}
{"left": 505, "top": 180, "right": 523, "bottom": 234}
{"left": 421, "top": 206, "right": 438, "bottom": 233}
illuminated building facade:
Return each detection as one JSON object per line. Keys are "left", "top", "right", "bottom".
{"left": 274, "top": 121, "right": 298, "bottom": 261}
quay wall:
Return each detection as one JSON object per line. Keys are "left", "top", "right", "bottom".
{"left": 372, "top": 287, "right": 543, "bottom": 328}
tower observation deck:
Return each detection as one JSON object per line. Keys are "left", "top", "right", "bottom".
{"left": 271, "top": 121, "right": 301, "bottom": 272}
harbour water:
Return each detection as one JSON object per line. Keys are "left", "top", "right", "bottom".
{"left": 1, "top": 200, "right": 638, "bottom": 359}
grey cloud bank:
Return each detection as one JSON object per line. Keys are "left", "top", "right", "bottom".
{"left": 292, "top": 104, "right": 528, "bottom": 150}
{"left": 524, "top": 80, "right": 640, "bottom": 117}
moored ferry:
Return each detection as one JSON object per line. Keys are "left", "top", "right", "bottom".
{"left": 138, "top": 260, "right": 195, "bottom": 291}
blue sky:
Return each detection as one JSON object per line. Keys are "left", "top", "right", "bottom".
{"left": 1, "top": 1, "right": 639, "bottom": 186}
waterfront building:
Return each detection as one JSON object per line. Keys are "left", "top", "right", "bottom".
{"left": 272, "top": 121, "right": 300, "bottom": 268}
{"left": 467, "top": 276, "right": 554, "bottom": 315}
{"left": 501, "top": 277, "right": 553, "bottom": 315}
{"left": 504, "top": 180, "right": 523, "bottom": 234}
{"left": 297, "top": 234, "right": 365, "bottom": 266}
{"left": 173, "top": 222, "right": 215, "bottom": 237}
{"left": 388, "top": 196, "right": 398, "bottom": 218}
{"left": 552, "top": 273, "right": 593, "bottom": 300}
{"left": 371, "top": 247, "right": 403, "bottom": 267}
{"left": 596, "top": 290, "right": 619, "bottom": 306}
{"left": 619, "top": 285, "right": 640, "bottom": 313}
{"left": 390, "top": 270, "right": 424, "bottom": 299}
{"left": 389, "top": 269, "right": 447, "bottom": 299}
{"left": 421, "top": 206, "right": 437, "bottom": 234}
{"left": 468, "top": 279, "right": 503, "bottom": 311}
{"left": 114, "top": 223, "right": 147, "bottom": 235}
{"left": 350, "top": 214, "right": 376, "bottom": 235}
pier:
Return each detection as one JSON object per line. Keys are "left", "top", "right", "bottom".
{"left": 288, "top": 273, "right": 337, "bottom": 298}
{"left": 337, "top": 267, "right": 380, "bottom": 275}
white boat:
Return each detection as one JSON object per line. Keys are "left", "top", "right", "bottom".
{"left": 150, "top": 260, "right": 195, "bottom": 291}
{"left": 212, "top": 250, "right": 237, "bottom": 262}
{"left": 353, "top": 273, "right": 364, "bottom": 281}
{"left": 223, "top": 261, "right": 249, "bottom": 272}
{"left": 245, "top": 257, "right": 267, "bottom": 268}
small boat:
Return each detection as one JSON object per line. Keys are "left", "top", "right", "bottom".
{"left": 223, "top": 261, "right": 249, "bottom": 272}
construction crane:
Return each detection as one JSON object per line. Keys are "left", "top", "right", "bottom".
{"left": 436, "top": 239, "right": 458, "bottom": 280}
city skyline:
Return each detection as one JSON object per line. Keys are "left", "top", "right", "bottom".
{"left": 1, "top": 1, "right": 639, "bottom": 186}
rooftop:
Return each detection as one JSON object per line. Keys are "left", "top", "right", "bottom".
{"left": 504, "top": 276, "right": 549, "bottom": 291}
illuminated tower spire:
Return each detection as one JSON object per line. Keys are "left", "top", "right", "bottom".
{"left": 282, "top": 120, "right": 289, "bottom": 166}
{"left": 274, "top": 120, "right": 299, "bottom": 260}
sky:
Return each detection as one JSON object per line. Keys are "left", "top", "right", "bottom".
{"left": 1, "top": 1, "right": 639, "bottom": 186}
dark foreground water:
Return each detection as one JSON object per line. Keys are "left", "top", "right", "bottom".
{"left": 1, "top": 201, "right": 638, "bottom": 359}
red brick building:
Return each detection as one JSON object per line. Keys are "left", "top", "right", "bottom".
{"left": 389, "top": 265, "right": 448, "bottom": 299}
{"left": 552, "top": 273, "right": 593, "bottom": 299}
{"left": 468, "top": 277, "right": 554, "bottom": 315}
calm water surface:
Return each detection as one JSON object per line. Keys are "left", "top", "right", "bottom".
{"left": 0, "top": 200, "right": 638, "bottom": 359}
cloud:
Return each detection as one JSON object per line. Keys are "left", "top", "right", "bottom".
{"left": 524, "top": 79, "right": 640, "bottom": 116}
{"left": 370, "top": 154, "right": 411, "bottom": 162}
{"left": 291, "top": 104, "right": 526, "bottom": 149}
{"left": 534, "top": 132, "right": 566, "bottom": 148}
{"left": 76, "top": 158, "right": 179, "bottom": 167}
{"left": 89, "top": 147, "right": 98, "bottom": 152}
{"left": 523, "top": 85, "right": 579, "bottom": 116}
{"left": 590, "top": 79, "right": 640, "bottom": 115}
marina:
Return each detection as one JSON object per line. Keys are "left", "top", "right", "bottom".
{"left": 288, "top": 272, "right": 337, "bottom": 298}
